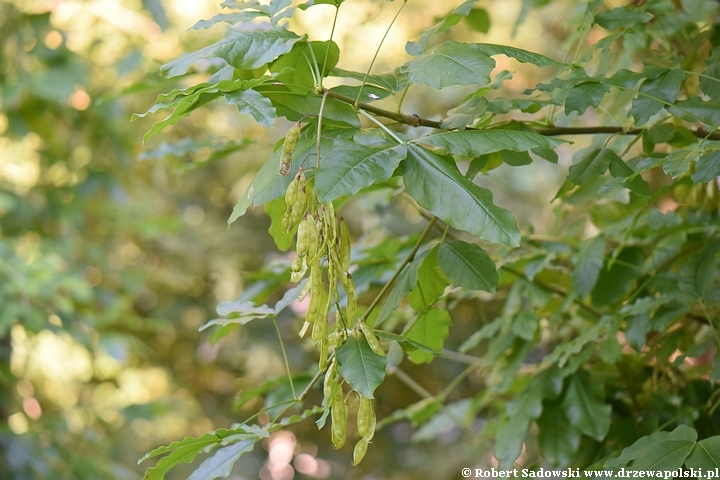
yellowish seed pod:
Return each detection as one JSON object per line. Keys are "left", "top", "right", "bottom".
{"left": 306, "top": 213, "right": 319, "bottom": 260}
{"left": 339, "top": 217, "right": 351, "bottom": 272}
{"left": 356, "top": 396, "right": 373, "bottom": 437}
{"left": 296, "top": 217, "right": 310, "bottom": 258}
{"left": 345, "top": 274, "right": 357, "bottom": 323}
{"left": 360, "top": 322, "right": 385, "bottom": 357}
{"left": 319, "top": 336, "right": 329, "bottom": 372}
{"left": 323, "top": 360, "right": 337, "bottom": 401}
{"left": 331, "top": 387, "right": 347, "bottom": 449}
{"left": 284, "top": 171, "right": 300, "bottom": 207}
{"left": 352, "top": 437, "right": 369, "bottom": 466}
{"left": 283, "top": 122, "right": 301, "bottom": 155}
{"left": 311, "top": 302, "right": 328, "bottom": 342}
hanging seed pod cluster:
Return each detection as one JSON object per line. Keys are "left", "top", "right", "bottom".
{"left": 280, "top": 123, "right": 381, "bottom": 463}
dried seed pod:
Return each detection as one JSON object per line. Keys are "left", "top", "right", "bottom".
{"left": 338, "top": 217, "right": 351, "bottom": 272}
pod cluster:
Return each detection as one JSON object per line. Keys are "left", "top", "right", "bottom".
{"left": 282, "top": 167, "right": 382, "bottom": 463}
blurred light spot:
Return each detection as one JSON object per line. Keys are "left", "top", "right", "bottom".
{"left": 131, "top": 418, "right": 153, "bottom": 437}
{"left": 117, "top": 367, "right": 168, "bottom": 404}
{"left": 269, "top": 431, "right": 296, "bottom": 465}
{"left": 294, "top": 454, "right": 318, "bottom": 476}
{"left": 16, "top": 379, "right": 34, "bottom": 397}
{"left": 69, "top": 87, "right": 91, "bottom": 110}
{"left": 0, "top": 134, "right": 41, "bottom": 195}
{"left": 120, "top": 243, "right": 142, "bottom": 264}
{"left": 24, "top": 36, "right": 37, "bottom": 51}
{"left": 70, "top": 145, "right": 92, "bottom": 169}
{"left": 184, "top": 205, "right": 205, "bottom": 226}
{"left": 181, "top": 306, "right": 205, "bottom": 329}
{"left": 44, "top": 30, "right": 62, "bottom": 49}
{"left": 83, "top": 266, "right": 102, "bottom": 287}
{"left": 23, "top": 397, "right": 42, "bottom": 420}
{"left": 45, "top": 163, "right": 74, "bottom": 187}
{"left": 8, "top": 412, "right": 29, "bottom": 434}
{"left": 34, "top": 330, "right": 93, "bottom": 383}
{"left": 47, "top": 314, "right": 63, "bottom": 327}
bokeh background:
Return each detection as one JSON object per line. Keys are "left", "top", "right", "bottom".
{"left": 0, "top": 0, "right": 580, "bottom": 478}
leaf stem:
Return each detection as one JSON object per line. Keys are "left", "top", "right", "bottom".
{"left": 354, "top": 0, "right": 409, "bottom": 108}
{"left": 323, "top": 89, "right": 720, "bottom": 140}
{"left": 316, "top": 90, "right": 328, "bottom": 169}
{"left": 272, "top": 317, "right": 297, "bottom": 399}
{"left": 359, "top": 109, "right": 404, "bottom": 144}
{"left": 360, "top": 217, "right": 437, "bottom": 323}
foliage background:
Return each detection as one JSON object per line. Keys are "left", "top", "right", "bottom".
{"left": 2, "top": 0, "right": 720, "bottom": 479}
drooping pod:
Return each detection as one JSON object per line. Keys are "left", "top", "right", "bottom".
{"left": 352, "top": 436, "right": 369, "bottom": 465}
{"left": 331, "top": 385, "right": 348, "bottom": 449}
{"left": 279, "top": 121, "right": 301, "bottom": 176}
{"left": 338, "top": 217, "right": 351, "bottom": 273}
{"left": 359, "top": 321, "right": 385, "bottom": 357}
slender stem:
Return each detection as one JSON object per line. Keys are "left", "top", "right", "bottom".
{"left": 361, "top": 217, "right": 438, "bottom": 324}
{"left": 700, "top": 300, "right": 720, "bottom": 348}
{"left": 359, "top": 109, "right": 404, "bottom": 144}
{"left": 355, "top": 0, "right": 408, "bottom": 107}
{"left": 316, "top": 90, "right": 328, "bottom": 169}
{"left": 321, "top": 6, "right": 341, "bottom": 79}
{"left": 396, "top": 84, "right": 410, "bottom": 114}
{"left": 272, "top": 317, "right": 297, "bottom": 399}
{"left": 323, "top": 89, "right": 720, "bottom": 140}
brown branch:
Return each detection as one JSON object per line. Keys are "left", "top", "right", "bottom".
{"left": 323, "top": 89, "right": 720, "bottom": 140}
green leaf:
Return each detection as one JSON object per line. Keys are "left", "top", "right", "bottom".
{"left": 330, "top": 67, "right": 408, "bottom": 94}
{"left": 664, "top": 149, "right": 700, "bottom": 178}
{"left": 474, "top": 43, "right": 566, "bottom": 69}
{"left": 403, "top": 308, "right": 451, "bottom": 364}
{"left": 336, "top": 336, "right": 387, "bottom": 398}
{"left": 402, "top": 145, "right": 520, "bottom": 246}
{"left": 511, "top": 311, "right": 537, "bottom": 341}
{"left": 265, "top": 198, "right": 294, "bottom": 251}
{"left": 568, "top": 149, "right": 618, "bottom": 185}
{"left": 417, "top": 129, "right": 562, "bottom": 158}
{"left": 161, "top": 28, "right": 303, "bottom": 78}
{"left": 686, "top": 436, "right": 720, "bottom": 470}
{"left": 700, "top": 47, "right": 720, "bottom": 99}
{"left": 224, "top": 89, "right": 276, "bottom": 127}
{"left": 595, "top": 7, "right": 653, "bottom": 30}
{"left": 298, "top": 0, "right": 345, "bottom": 10}
{"left": 591, "top": 246, "right": 645, "bottom": 307}
{"left": 374, "top": 331, "right": 443, "bottom": 356}
{"left": 668, "top": 98, "right": 720, "bottom": 130}
{"left": 401, "top": 41, "right": 495, "bottom": 89}
{"left": 537, "top": 402, "right": 581, "bottom": 468}
{"left": 187, "top": 440, "right": 256, "bottom": 480}
{"left": 564, "top": 81, "right": 610, "bottom": 115}
{"left": 605, "top": 426, "right": 695, "bottom": 469}
{"left": 679, "top": 238, "right": 720, "bottom": 298}
{"left": 257, "top": 88, "right": 360, "bottom": 128}
{"left": 437, "top": 240, "right": 498, "bottom": 292}
{"left": 270, "top": 41, "right": 340, "bottom": 92}
{"left": 631, "top": 69, "right": 684, "bottom": 126}
{"left": 315, "top": 139, "right": 406, "bottom": 202}
{"left": 692, "top": 150, "right": 720, "bottom": 183}
{"left": 192, "top": 11, "right": 268, "bottom": 30}
{"left": 498, "top": 150, "right": 532, "bottom": 166}
{"left": 572, "top": 235, "right": 605, "bottom": 298}
{"left": 408, "top": 247, "right": 450, "bottom": 313}
{"left": 562, "top": 374, "right": 611, "bottom": 442}
{"left": 465, "top": 8, "right": 490, "bottom": 33}
{"left": 632, "top": 438, "right": 696, "bottom": 471}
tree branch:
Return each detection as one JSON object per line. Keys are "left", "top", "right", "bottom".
{"left": 324, "top": 89, "right": 720, "bottom": 140}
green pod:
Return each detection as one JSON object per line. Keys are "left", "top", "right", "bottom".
{"left": 345, "top": 273, "right": 357, "bottom": 323}
{"left": 356, "top": 396, "right": 373, "bottom": 438}
{"left": 306, "top": 213, "right": 319, "bottom": 260}
{"left": 359, "top": 321, "right": 385, "bottom": 357}
{"left": 339, "top": 217, "right": 351, "bottom": 272}
{"left": 283, "top": 121, "right": 301, "bottom": 155}
{"left": 352, "top": 437, "right": 369, "bottom": 466}
{"left": 296, "top": 218, "right": 310, "bottom": 258}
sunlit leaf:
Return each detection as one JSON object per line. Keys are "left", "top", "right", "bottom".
{"left": 402, "top": 145, "right": 520, "bottom": 246}
{"left": 401, "top": 41, "right": 495, "bottom": 89}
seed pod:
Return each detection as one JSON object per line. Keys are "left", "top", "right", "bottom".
{"left": 283, "top": 122, "right": 301, "bottom": 155}
{"left": 331, "top": 387, "right": 347, "bottom": 449}
{"left": 290, "top": 256, "right": 307, "bottom": 283}
{"left": 344, "top": 273, "right": 357, "bottom": 323}
{"left": 356, "top": 396, "right": 373, "bottom": 437}
{"left": 311, "top": 303, "right": 327, "bottom": 341}
{"left": 306, "top": 213, "right": 319, "bottom": 260}
{"left": 339, "top": 217, "right": 351, "bottom": 272}
{"left": 290, "top": 187, "right": 307, "bottom": 226}
{"left": 297, "top": 277, "right": 312, "bottom": 302}
{"left": 297, "top": 217, "right": 310, "bottom": 258}
{"left": 279, "top": 152, "right": 292, "bottom": 176}
{"left": 323, "top": 360, "right": 337, "bottom": 401}
{"left": 323, "top": 202, "right": 337, "bottom": 244}
{"left": 281, "top": 214, "right": 290, "bottom": 234}
{"left": 359, "top": 321, "right": 385, "bottom": 357}
{"left": 319, "top": 336, "right": 329, "bottom": 372}
{"left": 352, "top": 437, "right": 369, "bottom": 466}
{"left": 285, "top": 170, "right": 301, "bottom": 207}
{"left": 298, "top": 320, "right": 310, "bottom": 338}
